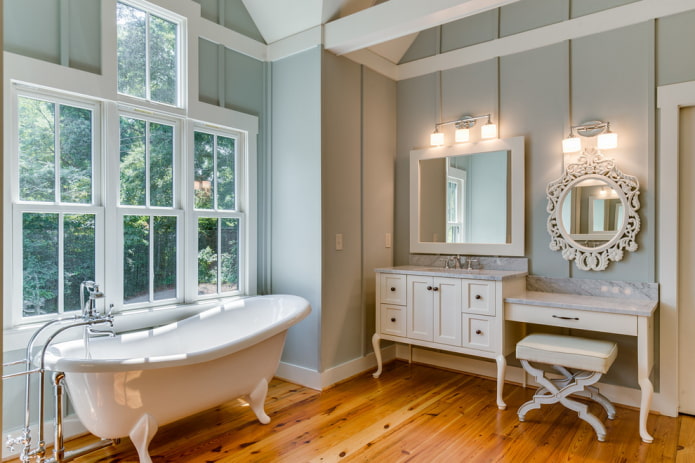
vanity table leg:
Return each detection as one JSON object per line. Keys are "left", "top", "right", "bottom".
{"left": 372, "top": 333, "right": 383, "bottom": 378}
{"left": 637, "top": 316, "right": 655, "bottom": 443}
{"left": 496, "top": 355, "right": 507, "bottom": 410}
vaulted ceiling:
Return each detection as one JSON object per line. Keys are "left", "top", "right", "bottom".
{"left": 239, "top": 0, "right": 521, "bottom": 63}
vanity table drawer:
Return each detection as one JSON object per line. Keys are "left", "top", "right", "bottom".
{"left": 505, "top": 303, "right": 637, "bottom": 336}
{"left": 462, "top": 316, "right": 494, "bottom": 352}
{"left": 380, "top": 304, "right": 406, "bottom": 336}
{"left": 379, "top": 274, "right": 407, "bottom": 305}
{"left": 463, "top": 281, "right": 496, "bottom": 316}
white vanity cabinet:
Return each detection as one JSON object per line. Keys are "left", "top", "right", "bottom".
{"left": 372, "top": 266, "right": 526, "bottom": 410}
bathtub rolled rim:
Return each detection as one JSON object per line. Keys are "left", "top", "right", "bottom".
{"left": 40, "top": 294, "right": 311, "bottom": 373}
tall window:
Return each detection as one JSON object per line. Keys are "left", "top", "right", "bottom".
{"left": 194, "top": 130, "right": 241, "bottom": 296}
{"left": 14, "top": 93, "right": 99, "bottom": 318}
{"left": 117, "top": 1, "right": 180, "bottom": 106}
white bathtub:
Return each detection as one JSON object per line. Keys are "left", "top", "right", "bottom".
{"left": 42, "top": 294, "right": 311, "bottom": 463}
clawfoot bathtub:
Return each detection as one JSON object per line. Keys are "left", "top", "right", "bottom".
{"left": 41, "top": 294, "right": 311, "bottom": 463}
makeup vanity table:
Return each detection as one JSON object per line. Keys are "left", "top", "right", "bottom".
{"left": 505, "top": 290, "right": 658, "bottom": 443}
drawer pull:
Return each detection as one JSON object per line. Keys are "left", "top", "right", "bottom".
{"left": 475, "top": 329, "right": 483, "bottom": 335}
{"left": 390, "top": 317, "right": 396, "bottom": 323}
{"left": 427, "top": 286, "right": 433, "bottom": 291}
{"left": 475, "top": 294, "right": 482, "bottom": 300}
{"left": 390, "top": 287, "right": 396, "bottom": 292}
{"left": 433, "top": 287, "right": 439, "bottom": 291}
{"left": 552, "top": 315, "right": 579, "bottom": 321}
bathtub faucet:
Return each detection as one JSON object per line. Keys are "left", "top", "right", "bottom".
{"left": 80, "top": 281, "right": 104, "bottom": 320}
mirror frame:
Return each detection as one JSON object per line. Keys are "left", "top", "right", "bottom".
{"left": 547, "top": 148, "right": 641, "bottom": 271}
{"left": 410, "top": 136, "right": 525, "bottom": 256}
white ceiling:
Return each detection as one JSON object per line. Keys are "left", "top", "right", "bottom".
{"left": 240, "top": 0, "right": 521, "bottom": 64}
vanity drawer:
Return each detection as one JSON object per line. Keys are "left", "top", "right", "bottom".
{"left": 462, "top": 316, "right": 494, "bottom": 352}
{"left": 505, "top": 303, "right": 637, "bottom": 336}
{"left": 462, "top": 280, "right": 496, "bottom": 316}
{"left": 379, "top": 273, "right": 407, "bottom": 305}
{"left": 380, "top": 304, "right": 406, "bottom": 336}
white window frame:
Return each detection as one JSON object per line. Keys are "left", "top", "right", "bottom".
{"left": 3, "top": 0, "right": 258, "bottom": 343}
{"left": 8, "top": 86, "right": 105, "bottom": 327}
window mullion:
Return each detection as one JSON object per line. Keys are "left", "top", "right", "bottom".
{"left": 145, "top": 11, "right": 151, "bottom": 102}
{"left": 217, "top": 218, "right": 221, "bottom": 294}
{"left": 149, "top": 215, "right": 154, "bottom": 303}
{"left": 145, "top": 121, "right": 151, "bottom": 207}
{"left": 58, "top": 213, "right": 65, "bottom": 314}
{"left": 55, "top": 104, "right": 61, "bottom": 204}
{"left": 213, "top": 135, "right": 218, "bottom": 210}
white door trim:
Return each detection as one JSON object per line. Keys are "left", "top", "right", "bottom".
{"left": 657, "top": 80, "right": 695, "bottom": 416}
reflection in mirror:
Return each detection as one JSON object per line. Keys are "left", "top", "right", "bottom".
{"left": 410, "top": 136, "right": 525, "bottom": 257}
{"left": 559, "top": 179, "right": 625, "bottom": 248}
{"left": 547, "top": 149, "right": 640, "bottom": 271}
{"left": 418, "top": 151, "right": 508, "bottom": 244}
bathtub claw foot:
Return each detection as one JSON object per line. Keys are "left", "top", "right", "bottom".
{"left": 129, "top": 413, "right": 158, "bottom": 463}
{"left": 247, "top": 378, "right": 271, "bottom": 424}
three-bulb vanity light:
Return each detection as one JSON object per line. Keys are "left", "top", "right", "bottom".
{"left": 430, "top": 114, "right": 497, "bottom": 146}
{"left": 562, "top": 120, "right": 618, "bottom": 153}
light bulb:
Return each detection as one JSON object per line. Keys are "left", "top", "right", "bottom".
{"left": 562, "top": 136, "right": 581, "bottom": 153}
{"left": 455, "top": 128, "right": 470, "bottom": 143}
{"left": 597, "top": 131, "right": 618, "bottom": 150}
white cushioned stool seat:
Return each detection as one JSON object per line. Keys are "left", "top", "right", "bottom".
{"left": 516, "top": 333, "right": 618, "bottom": 442}
{"left": 516, "top": 333, "right": 618, "bottom": 374}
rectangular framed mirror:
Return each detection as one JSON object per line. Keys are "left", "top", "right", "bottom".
{"left": 410, "top": 136, "right": 525, "bottom": 256}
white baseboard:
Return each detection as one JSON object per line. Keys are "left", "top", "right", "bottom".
{"left": 275, "top": 344, "right": 397, "bottom": 391}
{"left": 2, "top": 416, "right": 87, "bottom": 461}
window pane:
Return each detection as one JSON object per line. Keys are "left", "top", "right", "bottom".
{"left": 120, "top": 117, "right": 146, "bottom": 205}
{"left": 194, "top": 132, "right": 214, "bottom": 209}
{"left": 117, "top": 3, "right": 146, "bottom": 99}
{"left": 60, "top": 105, "right": 93, "bottom": 204}
{"left": 149, "top": 15, "right": 177, "bottom": 105}
{"left": 220, "top": 218, "right": 239, "bottom": 293}
{"left": 153, "top": 216, "right": 176, "bottom": 300}
{"left": 64, "top": 214, "right": 96, "bottom": 312}
{"left": 197, "top": 217, "right": 217, "bottom": 295}
{"left": 150, "top": 123, "right": 174, "bottom": 207}
{"left": 23, "top": 213, "right": 59, "bottom": 316}
{"left": 123, "top": 215, "right": 149, "bottom": 304}
{"left": 18, "top": 97, "right": 55, "bottom": 202}
{"left": 217, "top": 136, "right": 236, "bottom": 210}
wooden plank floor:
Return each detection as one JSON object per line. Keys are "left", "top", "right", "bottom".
{"left": 11, "top": 361, "right": 693, "bottom": 462}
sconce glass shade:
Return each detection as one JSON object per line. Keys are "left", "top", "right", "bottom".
{"left": 430, "top": 131, "right": 444, "bottom": 146}
{"left": 481, "top": 123, "right": 497, "bottom": 139}
{"left": 562, "top": 136, "right": 581, "bottom": 153}
{"left": 597, "top": 131, "right": 618, "bottom": 150}
{"left": 455, "top": 127, "right": 470, "bottom": 143}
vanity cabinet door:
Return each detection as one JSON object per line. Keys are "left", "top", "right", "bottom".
{"left": 407, "top": 275, "right": 434, "bottom": 341}
{"left": 433, "top": 277, "right": 462, "bottom": 346}
{"left": 380, "top": 274, "right": 406, "bottom": 305}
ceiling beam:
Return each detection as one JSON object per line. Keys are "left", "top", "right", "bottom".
{"left": 324, "top": 0, "right": 522, "bottom": 55}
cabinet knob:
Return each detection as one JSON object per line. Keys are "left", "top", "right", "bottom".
{"left": 475, "top": 294, "right": 482, "bottom": 300}
{"left": 390, "top": 287, "right": 396, "bottom": 292}
{"left": 390, "top": 317, "right": 396, "bottom": 323}
{"left": 433, "top": 287, "right": 439, "bottom": 291}
{"left": 475, "top": 329, "right": 483, "bottom": 335}
{"left": 427, "top": 286, "right": 433, "bottom": 291}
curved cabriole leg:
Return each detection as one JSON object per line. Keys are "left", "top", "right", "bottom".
{"left": 129, "top": 413, "right": 158, "bottom": 463}
{"left": 372, "top": 333, "right": 383, "bottom": 378}
{"left": 496, "top": 355, "right": 507, "bottom": 410}
{"left": 247, "top": 378, "right": 271, "bottom": 424}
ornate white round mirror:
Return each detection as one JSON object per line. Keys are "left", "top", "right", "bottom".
{"left": 547, "top": 149, "right": 640, "bottom": 271}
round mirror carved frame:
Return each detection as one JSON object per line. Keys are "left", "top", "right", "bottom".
{"left": 547, "top": 148, "right": 641, "bottom": 271}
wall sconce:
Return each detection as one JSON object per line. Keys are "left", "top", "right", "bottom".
{"left": 430, "top": 114, "right": 497, "bottom": 146}
{"left": 562, "top": 120, "right": 618, "bottom": 153}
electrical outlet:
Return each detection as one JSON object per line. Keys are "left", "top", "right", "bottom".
{"left": 385, "top": 233, "right": 392, "bottom": 248}
{"left": 335, "top": 233, "right": 343, "bottom": 251}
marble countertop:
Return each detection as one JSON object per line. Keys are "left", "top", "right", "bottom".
{"left": 375, "top": 266, "right": 527, "bottom": 281}
{"left": 505, "top": 290, "right": 658, "bottom": 317}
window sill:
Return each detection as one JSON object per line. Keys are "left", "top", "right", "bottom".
{"left": 3, "top": 295, "right": 247, "bottom": 354}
